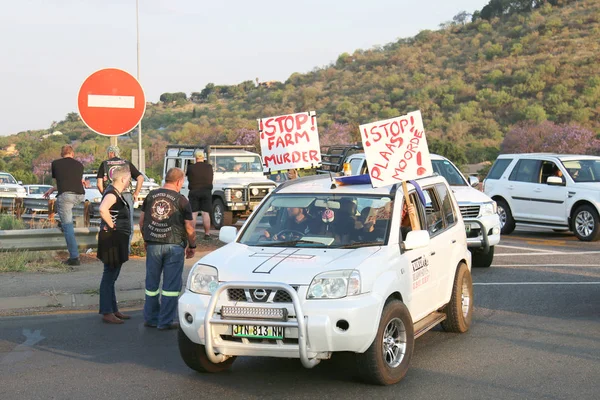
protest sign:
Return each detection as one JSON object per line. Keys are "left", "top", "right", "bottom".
{"left": 258, "top": 111, "right": 322, "bottom": 173}
{"left": 359, "top": 110, "right": 432, "bottom": 189}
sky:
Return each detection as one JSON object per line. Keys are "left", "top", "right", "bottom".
{"left": 0, "top": 0, "right": 489, "bottom": 136}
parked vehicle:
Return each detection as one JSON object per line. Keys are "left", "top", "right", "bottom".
{"left": 484, "top": 153, "right": 600, "bottom": 241}
{"left": 178, "top": 174, "right": 473, "bottom": 385}
{"left": 0, "top": 172, "right": 26, "bottom": 198}
{"left": 163, "top": 145, "right": 277, "bottom": 228}
{"left": 22, "top": 184, "right": 55, "bottom": 213}
{"left": 317, "top": 145, "right": 501, "bottom": 268}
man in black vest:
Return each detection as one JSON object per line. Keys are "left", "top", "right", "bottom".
{"left": 186, "top": 149, "right": 213, "bottom": 240}
{"left": 97, "top": 145, "right": 144, "bottom": 246}
{"left": 139, "top": 167, "right": 197, "bottom": 330}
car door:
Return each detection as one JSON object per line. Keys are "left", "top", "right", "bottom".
{"left": 506, "top": 159, "right": 541, "bottom": 221}
{"left": 527, "top": 160, "right": 569, "bottom": 224}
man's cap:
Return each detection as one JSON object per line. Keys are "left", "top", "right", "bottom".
{"left": 107, "top": 145, "right": 120, "bottom": 157}
{"left": 194, "top": 150, "right": 205, "bottom": 160}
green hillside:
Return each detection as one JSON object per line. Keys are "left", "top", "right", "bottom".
{"left": 1, "top": 0, "right": 599, "bottom": 184}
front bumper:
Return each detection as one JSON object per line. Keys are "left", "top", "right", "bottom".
{"left": 463, "top": 214, "right": 501, "bottom": 252}
{"left": 178, "top": 282, "right": 382, "bottom": 368}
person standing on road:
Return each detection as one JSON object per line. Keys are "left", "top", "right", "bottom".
{"left": 97, "top": 145, "right": 144, "bottom": 247}
{"left": 186, "top": 150, "right": 213, "bottom": 240}
{"left": 44, "top": 145, "right": 85, "bottom": 266}
{"left": 140, "top": 168, "right": 197, "bottom": 330}
{"left": 97, "top": 165, "right": 132, "bottom": 324}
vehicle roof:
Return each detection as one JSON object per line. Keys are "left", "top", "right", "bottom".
{"left": 209, "top": 149, "right": 260, "bottom": 156}
{"left": 497, "top": 153, "right": 600, "bottom": 161}
{"left": 347, "top": 152, "right": 449, "bottom": 161}
{"left": 276, "top": 174, "right": 445, "bottom": 196}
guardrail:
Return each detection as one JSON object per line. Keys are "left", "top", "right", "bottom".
{"left": 0, "top": 227, "right": 143, "bottom": 252}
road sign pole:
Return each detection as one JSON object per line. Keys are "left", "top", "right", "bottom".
{"left": 136, "top": 0, "right": 144, "bottom": 172}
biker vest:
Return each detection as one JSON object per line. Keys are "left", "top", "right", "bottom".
{"left": 101, "top": 158, "right": 133, "bottom": 191}
{"left": 142, "top": 188, "right": 187, "bottom": 245}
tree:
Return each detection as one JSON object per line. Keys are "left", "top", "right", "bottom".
{"left": 453, "top": 11, "right": 472, "bottom": 25}
{"left": 501, "top": 121, "right": 599, "bottom": 154}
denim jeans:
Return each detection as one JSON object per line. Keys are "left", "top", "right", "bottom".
{"left": 144, "top": 244, "right": 185, "bottom": 328}
{"left": 56, "top": 192, "right": 85, "bottom": 259}
{"left": 99, "top": 263, "right": 122, "bottom": 314}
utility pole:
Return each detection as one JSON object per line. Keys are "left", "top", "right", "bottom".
{"left": 135, "top": 0, "right": 144, "bottom": 172}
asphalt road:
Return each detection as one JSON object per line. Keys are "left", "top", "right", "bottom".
{"left": 1, "top": 228, "right": 599, "bottom": 400}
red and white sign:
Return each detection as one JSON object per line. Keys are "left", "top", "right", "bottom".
{"left": 77, "top": 68, "right": 146, "bottom": 136}
{"left": 258, "top": 111, "right": 322, "bottom": 173}
{"left": 360, "top": 110, "right": 433, "bottom": 188}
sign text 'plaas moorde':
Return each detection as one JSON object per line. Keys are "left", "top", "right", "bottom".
{"left": 258, "top": 111, "right": 322, "bottom": 173}
{"left": 360, "top": 110, "right": 433, "bottom": 188}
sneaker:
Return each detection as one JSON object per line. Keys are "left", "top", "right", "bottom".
{"left": 64, "top": 258, "right": 80, "bottom": 266}
{"left": 203, "top": 234, "right": 211, "bottom": 240}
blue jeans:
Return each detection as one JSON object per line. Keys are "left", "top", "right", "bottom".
{"left": 144, "top": 244, "right": 185, "bottom": 328}
{"left": 56, "top": 192, "right": 85, "bottom": 259}
{"left": 99, "top": 263, "right": 122, "bottom": 314}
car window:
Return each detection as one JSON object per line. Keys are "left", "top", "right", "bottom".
{"left": 431, "top": 160, "right": 467, "bottom": 186}
{"left": 349, "top": 158, "right": 363, "bottom": 175}
{"left": 0, "top": 173, "right": 17, "bottom": 184}
{"left": 423, "top": 188, "right": 445, "bottom": 236}
{"left": 487, "top": 158, "right": 512, "bottom": 180}
{"left": 539, "top": 161, "right": 563, "bottom": 184}
{"left": 435, "top": 183, "right": 457, "bottom": 227}
{"left": 563, "top": 159, "right": 600, "bottom": 183}
{"left": 509, "top": 159, "right": 540, "bottom": 183}
{"left": 400, "top": 192, "right": 425, "bottom": 242}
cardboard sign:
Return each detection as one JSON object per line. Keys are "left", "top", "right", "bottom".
{"left": 258, "top": 111, "right": 322, "bottom": 173}
{"left": 359, "top": 110, "right": 432, "bottom": 188}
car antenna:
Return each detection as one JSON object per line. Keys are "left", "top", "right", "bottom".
{"left": 329, "top": 171, "right": 337, "bottom": 189}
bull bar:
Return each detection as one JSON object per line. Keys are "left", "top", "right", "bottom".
{"left": 463, "top": 218, "right": 490, "bottom": 253}
{"left": 203, "top": 281, "right": 321, "bottom": 369}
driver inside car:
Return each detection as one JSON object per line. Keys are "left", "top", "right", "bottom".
{"left": 264, "top": 207, "right": 312, "bottom": 241}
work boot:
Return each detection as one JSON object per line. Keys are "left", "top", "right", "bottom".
{"left": 64, "top": 258, "right": 80, "bottom": 266}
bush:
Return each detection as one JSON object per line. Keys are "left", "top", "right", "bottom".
{"left": 0, "top": 215, "right": 25, "bottom": 230}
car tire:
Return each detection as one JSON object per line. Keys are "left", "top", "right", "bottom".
{"left": 211, "top": 199, "right": 225, "bottom": 229}
{"left": 355, "top": 300, "right": 414, "bottom": 385}
{"left": 496, "top": 199, "right": 515, "bottom": 235}
{"left": 573, "top": 204, "right": 600, "bottom": 242}
{"left": 441, "top": 263, "right": 473, "bottom": 333}
{"left": 177, "top": 328, "right": 236, "bottom": 373}
{"left": 470, "top": 246, "right": 494, "bottom": 268}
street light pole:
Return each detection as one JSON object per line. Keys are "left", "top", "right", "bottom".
{"left": 136, "top": 0, "right": 144, "bottom": 172}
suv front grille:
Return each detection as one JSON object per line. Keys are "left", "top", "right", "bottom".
{"left": 227, "top": 287, "right": 298, "bottom": 303}
{"left": 248, "top": 186, "right": 272, "bottom": 202}
{"left": 460, "top": 205, "right": 480, "bottom": 218}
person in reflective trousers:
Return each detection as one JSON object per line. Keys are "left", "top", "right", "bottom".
{"left": 139, "top": 168, "right": 196, "bottom": 330}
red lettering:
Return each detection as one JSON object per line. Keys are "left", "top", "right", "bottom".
{"left": 284, "top": 133, "right": 294, "bottom": 147}
{"left": 275, "top": 116, "right": 287, "bottom": 132}
{"left": 379, "top": 151, "right": 392, "bottom": 162}
{"left": 410, "top": 137, "right": 420, "bottom": 145}
{"left": 292, "top": 152, "right": 301, "bottom": 163}
{"left": 302, "top": 151, "right": 308, "bottom": 162}
{"left": 404, "top": 151, "right": 414, "bottom": 160}
{"left": 407, "top": 143, "right": 418, "bottom": 153}
{"left": 295, "top": 113, "right": 309, "bottom": 130}
{"left": 390, "top": 121, "right": 401, "bottom": 136}
{"left": 267, "top": 136, "right": 276, "bottom": 150}
{"left": 284, "top": 116, "right": 295, "bottom": 132}
{"left": 380, "top": 123, "right": 391, "bottom": 138}
{"left": 264, "top": 154, "right": 277, "bottom": 168}
{"left": 399, "top": 118, "right": 409, "bottom": 134}
{"left": 398, "top": 160, "right": 407, "bottom": 172}
{"left": 370, "top": 126, "right": 382, "bottom": 142}
{"left": 264, "top": 118, "right": 276, "bottom": 136}
{"left": 413, "top": 129, "right": 423, "bottom": 139}
{"left": 283, "top": 153, "right": 291, "bottom": 163}
{"left": 390, "top": 136, "right": 403, "bottom": 146}
{"left": 276, "top": 136, "right": 285, "bottom": 148}
{"left": 309, "top": 150, "right": 319, "bottom": 162}
{"left": 295, "top": 131, "right": 310, "bottom": 144}
{"left": 371, "top": 166, "right": 384, "bottom": 182}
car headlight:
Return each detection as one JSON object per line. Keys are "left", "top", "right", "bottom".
{"left": 234, "top": 190, "right": 243, "bottom": 199}
{"left": 93, "top": 197, "right": 102, "bottom": 203}
{"left": 188, "top": 264, "right": 219, "bottom": 295}
{"left": 251, "top": 188, "right": 259, "bottom": 196}
{"left": 307, "top": 270, "right": 361, "bottom": 299}
{"left": 479, "top": 201, "right": 497, "bottom": 217}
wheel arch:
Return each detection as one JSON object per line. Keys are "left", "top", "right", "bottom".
{"left": 569, "top": 200, "right": 600, "bottom": 232}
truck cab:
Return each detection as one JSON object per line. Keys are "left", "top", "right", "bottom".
{"left": 163, "top": 145, "right": 277, "bottom": 228}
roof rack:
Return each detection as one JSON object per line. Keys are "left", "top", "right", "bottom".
{"left": 316, "top": 144, "right": 364, "bottom": 174}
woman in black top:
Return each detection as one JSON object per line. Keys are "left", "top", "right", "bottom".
{"left": 97, "top": 166, "right": 132, "bottom": 324}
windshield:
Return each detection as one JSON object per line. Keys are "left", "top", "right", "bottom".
{"left": 239, "top": 193, "right": 394, "bottom": 248}
{"left": 563, "top": 159, "right": 600, "bottom": 183}
{"left": 432, "top": 159, "right": 467, "bottom": 186}
{"left": 84, "top": 176, "right": 98, "bottom": 189}
{"left": 28, "top": 185, "right": 52, "bottom": 194}
{"left": 212, "top": 155, "right": 262, "bottom": 173}
{"left": 0, "top": 173, "right": 17, "bottom": 184}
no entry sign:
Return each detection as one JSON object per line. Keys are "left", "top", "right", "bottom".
{"left": 77, "top": 68, "right": 146, "bottom": 136}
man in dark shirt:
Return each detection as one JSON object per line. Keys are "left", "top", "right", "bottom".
{"left": 265, "top": 207, "right": 312, "bottom": 241}
{"left": 139, "top": 168, "right": 196, "bottom": 330}
{"left": 97, "top": 145, "right": 144, "bottom": 247}
{"left": 186, "top": 150, "right": 213, "bottom": 240}
{"left": 44, "top": 145, "right": 85, "bottom": 266}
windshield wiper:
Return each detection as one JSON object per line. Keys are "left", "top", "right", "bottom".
{"left": 337, "top": 241, "right": 383, "bottom": 249}
{"left": 258, "top": 239, "right": 327, "bottom": 247}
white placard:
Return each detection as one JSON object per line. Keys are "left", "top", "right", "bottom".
{"left": 359, "top": 110, "right": 433, "bottom": 188}
{"left": 258, "top": 111, "right": 322, "bottom": 173}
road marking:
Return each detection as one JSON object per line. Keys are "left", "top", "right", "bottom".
{"left": 88, "top": 94, "right": 135, "bottom": 109}
{"left": 1, "top": 329, "right": 45, "bottom": 365}
{"left": 496, "top": 250, "right": 600, "bottom": 257}
{"left": 474, "top": 282, "right": 600, "bottom": 285}
{"left": 497, "top": 244, "right": 561, "bottom": 253}
{"left": 491, "top": 264, "right": 600, "bottom": 268}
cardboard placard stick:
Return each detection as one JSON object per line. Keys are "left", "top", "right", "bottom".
{"left": 402, "top": 180, "right": 420, "bottom": 231}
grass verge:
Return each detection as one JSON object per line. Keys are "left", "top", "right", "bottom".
{"left": 0, "top": 251, "right": 72, "bottom": 273}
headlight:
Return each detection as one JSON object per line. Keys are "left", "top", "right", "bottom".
{"left": 93, "top": 197, "right": 102, "bottom": 203}
{"left": 307, "top": 270, "right": 361, "bottom": 299}
{"left": 251, "top": 188, "right": 259, "bottom": 196}
{"left": 479, "top": 201, "right": 497, "bottom": 217}
{"left": 188, "top": 264, "right": 219, "bottom": 295}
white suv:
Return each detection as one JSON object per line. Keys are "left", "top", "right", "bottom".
{"left": 483, "top": 153, "right": 600, "bottom": 241}
{"left": 178, "top": 174, "right": 473, "bottom": 385}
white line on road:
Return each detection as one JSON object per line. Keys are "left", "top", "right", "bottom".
{"left": 496, "top": 244, "right": 561, "bottom": 253}
{"left": 88, "top": 94, "right": 135, "bottom": 109}
{"left": 474, "top": 282, "right": 600, "bottom": 285}
{"left": 496, "top": 250, "right": 600, "bottom": 257}
{"left": 1, "top": 329, "right": 45, "bottom": 365}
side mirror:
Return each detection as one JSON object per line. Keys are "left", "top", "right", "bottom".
{"left": 149, "top": 178, "right": 155, "bottom": 183}
{"left": 219, "top": 226, "right": 238, "bottom": 244}
{"left": 18, "top": 181, "right": 23, "bottom": 185}
{"left": 403, "top": 230, "right": 430, "bottom": 250}
{"left": 547, "top": 176, "right": 565, "bottom": 186}
{"left": 468, "top": 176, "right": 480, "bottom": 188}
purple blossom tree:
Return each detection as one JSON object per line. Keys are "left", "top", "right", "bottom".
{"left": 233, "top": 128, "right": 259, "bottom": 146}
{"left": 501, "top": 122, "right": 599, "bottom": 154}
{"left": 320, "top": 123, "right": 354, "bottom": 146}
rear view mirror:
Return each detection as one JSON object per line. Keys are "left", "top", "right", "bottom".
{"left": 547, "top": 176, "right": 565, "bottom": 186}
{"left": 219, "top": 226, "right": 238, "bottom": 244}
{"left": 468, "top": 176, "right": 480, "bottom": 188}
{"left": 403, "top": 230, "right": 430, "bottom": 250}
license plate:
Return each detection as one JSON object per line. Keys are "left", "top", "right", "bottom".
{"left": 232, "top": 325, "right": 285, "bottom": 339}
{"left": 465, "top": 224, "right": 471, "bottom": 234}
